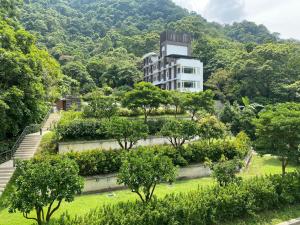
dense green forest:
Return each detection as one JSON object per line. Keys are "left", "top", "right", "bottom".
{"left": 18, "top": 0, "right": 299, "bottom": 100}
{"left": 1, "top": 0, "right": 300, "bottom": 141}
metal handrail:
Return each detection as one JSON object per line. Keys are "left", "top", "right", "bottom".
{"left": 0, "top": 107, "right": 53, "bottom": 166}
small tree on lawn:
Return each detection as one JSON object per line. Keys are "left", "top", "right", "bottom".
{"left": 206, "top": 156, "right": 243, "bottom": 186}
{"left": 184, "top": 90, "right": 215, "bottom": 120}
{"left": 159, "top": 119, "right": 197, "bottom": 148}
{"left": 9, "top": 157, "right": 83, "bottom": 225}
{"left": 168, "top": 90, "right": 186, "bottom": 117}
{"left": 106, "top": 117, "right": 148, "bottom": 150}
{"left": 117, "top": 149, "right": 177, "bottom": 203}
{"left": 253, "top": 102, "right": 300, "bottom": 175}
{"left": 122, "top": 82, "right": 168, "bottom": 122}
{"left": 83, "top": 91, "right": 118, "bottom": 119}
{"left": 198, "top": 115, "right": 227, "bottom": 143}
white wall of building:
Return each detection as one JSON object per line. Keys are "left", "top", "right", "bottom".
{"left": 166, "top": 44, "right": 188, "bottom": 56}
{"left": 177, "top": 59, "right": 203, "bottom": 92}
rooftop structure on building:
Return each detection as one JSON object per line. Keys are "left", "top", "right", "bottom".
{"left": 142, "top": 31, "right": 203, "bottom": 92}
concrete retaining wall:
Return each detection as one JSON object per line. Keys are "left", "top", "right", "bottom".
{"left": 83, "top": 163, "right": 211, "bottom": 193}
{"left": 59, "top": 136, "right": 171, "bottom": 153}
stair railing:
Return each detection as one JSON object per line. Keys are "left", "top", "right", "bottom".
{"left": 0, "top": 107, "right": 54, "bottom": 167}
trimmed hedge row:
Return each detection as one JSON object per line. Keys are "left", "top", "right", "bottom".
{"left": 50, "top": 172, "right": 300, "bottom": 225}
{"left": 56, "top": 119, "right": 107, "bottom": 140}
{"left": 56, "top": 118, "right": 167, "bottom": 141}
{"left": 65, "top": 136, "right": 250, "bottom": 177}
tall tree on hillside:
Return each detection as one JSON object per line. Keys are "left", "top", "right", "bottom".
{"left": 253, "top": 102, "right": 300, "bottom": 175}
{"left": 0, "top": 20, "right": 64, "bottom": 139}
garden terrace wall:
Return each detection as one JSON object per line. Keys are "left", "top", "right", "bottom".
{"left": 59, "top": 136, "right": 189, "bottom": 153}
{"left": 63, "top": 138, "right": 250, "bottom": 177}
{"left": 83, "top": 163, "right": 211, "bottom": 193}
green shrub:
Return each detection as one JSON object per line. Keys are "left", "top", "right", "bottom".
{"left": 50, "top": 172, "right": 300, "bottom": 225}
{"left": 185, "top": 138, "right": 247, "bottom": 163}
{"left": 37, "top": 131, "right": 58, "bottom": 155}
{"left": 56, "top": 119, "right": 107, "bottom": 141}
{"left": 65, "top": 133, "right": 251, "bottom": 177}
{"left": 146, "top": 118, "right": 167, "bottom": 135}
{"left": 65, "top": 150, "right": 122, "bottom": 176}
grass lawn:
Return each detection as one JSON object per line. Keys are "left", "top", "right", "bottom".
{"left": 0, "top": 154, "right": 298, "bottom": 225}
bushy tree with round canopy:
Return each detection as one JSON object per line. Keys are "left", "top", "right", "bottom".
{"left": 184, "top": 90, "right": 215, "bottom": 120}
{"left": 106, "top": 117, "right": 148, "bottom": 150}
{"left": 117, "top": 149, "right": 177, "bottom": 203}
{"left": 122, "top": 82, "right": 168, "bottom": 122}
{"left": 159, "top": 119, "right": 197, "bottom": 148}
{"left": 9, "top": 157, "right": 83, "bottom": 225}
{"left": 253, "top": 102, "right": 300, "bottom": 175}
{"left": 198, "top": 115, "right": 227, "bottom": 143}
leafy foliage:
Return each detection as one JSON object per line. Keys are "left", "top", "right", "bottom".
{"left": 83, "top": 91, "right": 118, "bottom": 119}
{"left": 184, "top": 90, "right": 215, "bottom": 120}
{"left": 50, "top": 172, "right": 300, "bottom": 225}
{"left": 123, "top": 82, "right": 168, "bottom": 122}
{"left": 253, "top": 102, "right": 300, "bottom": 174}
{"left": 197, "top": 115, "right": 227, "bottom": 143}
{"left": 62, "top": 134, "right": 250, "bottom": 177}
{"left": 106, "top": 117, "right": 148, "bottom": 150}
{"left": 159, "top": 119, "right": 197, "bottom": 148}
{"left": 9, "top": 157, "right": 83, "bottom": 225}
{"left": 206, "top": 156, "right": 243, "bottom": 186}
{"left": 117, "top": 148, "right": 177, "bottom": 203}
{"left": 0, "top": 19, "right": 65, "bottom": 140}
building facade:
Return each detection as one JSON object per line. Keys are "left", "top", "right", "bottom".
{"left": 142, "top": 31, "right": 203, "bottom": 92}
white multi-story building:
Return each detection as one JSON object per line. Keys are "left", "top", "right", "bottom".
{"left": 142, "top": 31, "right": 203, "bottom": 92}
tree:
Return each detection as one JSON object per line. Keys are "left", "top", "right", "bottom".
{"left": 159, "top": 119, "right": 197, "bottom": 148}
{"left": 62, "top": 62, "right": 96, "bottom": 93}
{"left": 123, "top": 82, "right": 168, "bottom": 122}
{"left": 168, "top": 91, "right": 185, "bottom": 117}
{"left": 83, "top": 91, "right": 118, "bottom": 119}
{"left": 220, "top": 101, "right": 260, "bottom": 139}
{"left": 0, "top": 20, "right": 65, "bottom": 140}
{"left": 106, "top": 117, "right": 148, "bottom": 150}
{"left": 117, "top": 149, "right": 177, "bottom": 203}
{"left": 198, "top": 116, "right": 227, "bottom": 143}
{"left": 206, "top": 156, "right": 243, "bottom": 186}
{"left": 9, "top": 157, "right": 83, "bottom": 225}
{"left": 184, "top": 90, "right": 215, "bottom": 120}
{"left": 253, "top": 103, "right": 300, "bottom": 175}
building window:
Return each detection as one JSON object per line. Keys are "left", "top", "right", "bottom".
{"left": 183, "top": 67, "right": 194, "bottom": 74}
{"left": 177, "top": 67, "right": 181, "bottom": 74}
{"left": 183, "top": 81, "right": 193, "bottom": 88}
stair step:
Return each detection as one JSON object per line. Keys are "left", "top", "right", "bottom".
{"left": 0, "top": 167, "right": 15, "bottom": 173}
{"left": 16, "top": 148, "right": 36, "bottom": 151}
{"left": 15, "top": 153, "right": 33, "bottom": 156}
{"left": 0, "top": 171, "right": 14, "bottom": 175}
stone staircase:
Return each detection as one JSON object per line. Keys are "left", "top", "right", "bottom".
{"left": 0, "top": 111, "right": 60, "bottom": 195}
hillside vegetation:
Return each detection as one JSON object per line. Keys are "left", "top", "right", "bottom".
{"left": 19, "top": 0, "right": 297, "bottom": 102}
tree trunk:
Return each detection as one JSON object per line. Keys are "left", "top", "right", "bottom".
{"left": 282, "top": 157, "right": 287, "bottom": 176}
{"left": 36, "top": 208, "right": 43, "bottom": 225}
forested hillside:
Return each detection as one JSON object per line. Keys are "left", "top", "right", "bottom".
{"left": 0, "top": 0, "right": 74, "bottom": 141}
{"left": 19, "top": 0, "right": 289, "bottom": 97}
{"left": 1, "top": 0, "right": 299, "bottom": 142}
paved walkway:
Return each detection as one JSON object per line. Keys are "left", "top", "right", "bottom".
{"left": 0, "top": 112, "right": 60, "bottom": 195}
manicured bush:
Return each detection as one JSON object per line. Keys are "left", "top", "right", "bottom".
{"left": 64, "top": 133, "right": 250, "bottom": 177}
{"left": 146, "top": 118, "right": 167, "bottom": 135}
{"left": 65, "top": 150, "right": 122, "bottom": 176}
{"left": 56, "top": 119, "right": 107, "bottom": 141}
{"left": 185, "top": 138, "right": 247, "bottom": 163}
{"left": 50, "top": 172, "right": 300, "bottom": 225}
